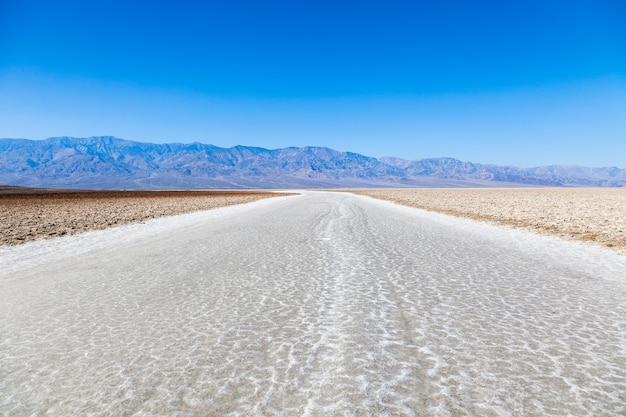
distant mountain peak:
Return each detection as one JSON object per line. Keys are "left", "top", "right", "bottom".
{"left": 0, "top": 136, "right": 624, "bottom": 189}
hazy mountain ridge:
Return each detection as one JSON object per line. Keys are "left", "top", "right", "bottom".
{"left": 1, "top": 136, "right": 624, "bottom": 189}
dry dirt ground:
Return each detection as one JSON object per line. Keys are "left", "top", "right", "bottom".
{"left": 3, "top": 186, "right": 625, "bottom": 252}
{"left": 0, "top": 187, "right": 287, "bottom": 247}
{"left": 351, "top": 188, "right": 626, "bottom": 252}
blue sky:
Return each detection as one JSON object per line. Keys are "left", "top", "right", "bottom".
{"left": 1, "top": 0, "right": 625, "bottom": 167}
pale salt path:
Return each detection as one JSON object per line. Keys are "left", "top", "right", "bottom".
{"left": 1, "top": 191, "right": 625, "bottom": 416}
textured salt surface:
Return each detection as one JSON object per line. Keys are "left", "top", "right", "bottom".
{"left": 1, "top": 192, "right": 625, "bottom": 416}
{"left": 352, "top": 187, "right": 626, "bottom": 252}
{"left": 0, "top": 190, "right": 282, "bottom": 247}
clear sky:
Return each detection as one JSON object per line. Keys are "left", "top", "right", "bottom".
{"left": 1, "top": 0, "right": 625, "bottom": 167}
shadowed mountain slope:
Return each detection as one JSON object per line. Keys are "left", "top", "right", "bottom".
{"left": 1, "top": 137, "right": 624, "bottom": 189}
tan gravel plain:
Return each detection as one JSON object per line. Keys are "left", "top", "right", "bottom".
{"left": 0, "top": 187, "right": 286, "bottom": 247}
{"left": 4, "top": 186, "right": 625, "bottom": 252}
{"left": 352, "top": 188, "right": 626, "bottom": 252}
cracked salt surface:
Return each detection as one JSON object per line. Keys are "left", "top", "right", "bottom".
{"left": 1, "top": 192, "right": 625, "bottom": 416}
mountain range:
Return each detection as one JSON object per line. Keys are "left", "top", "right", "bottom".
{"left": 1, "top": 136, "right": 624, "bottom": 189}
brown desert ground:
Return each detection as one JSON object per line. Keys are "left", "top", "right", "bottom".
{"left": 0, "top": 187, "right": 288, "bottom": 247}
{"left": 3, "top": 186, "right": 625, "bottom": 253}
{"left": 352, "top": 187, "right": 626, "bottom": 252}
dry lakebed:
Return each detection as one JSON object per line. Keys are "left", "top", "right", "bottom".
{"left": 1, "top": 188, "right": 625, "bottom": 415}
